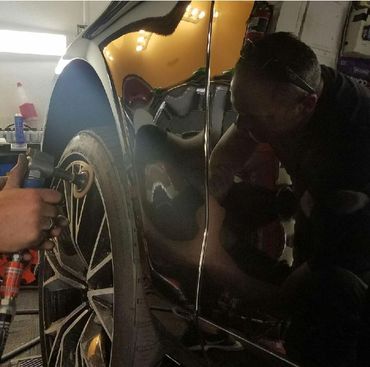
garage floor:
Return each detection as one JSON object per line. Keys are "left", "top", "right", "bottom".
{"left": 0, "top": 287, "right": 41, "bottom": 367}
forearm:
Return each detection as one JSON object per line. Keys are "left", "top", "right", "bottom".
{"left": 209, "top": 124, "right": 257, "bottom": 200}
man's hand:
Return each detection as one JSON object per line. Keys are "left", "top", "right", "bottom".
{"left": 0, "top": 154, "right": 64, "bottom": 252}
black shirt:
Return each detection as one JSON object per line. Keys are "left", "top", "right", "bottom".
{"left": 274, "top": 65, "right": 370, "bottom": 198}
{"left": 275, "top": 65, "right": 370, "bottom": 274}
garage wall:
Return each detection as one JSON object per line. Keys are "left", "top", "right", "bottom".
{"left": 275, "top": 1, "right": 350, "bottom": 68}
{"left": 0, "top": 1, "right": 108, "bottom": 129}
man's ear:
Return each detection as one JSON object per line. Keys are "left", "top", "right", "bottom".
{"left": 300, "top": 94, "right": 318, "bottom": 114}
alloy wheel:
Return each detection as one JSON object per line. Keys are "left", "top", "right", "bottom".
{"left": 41, "top": 158, "right": 114, "bottom": 367}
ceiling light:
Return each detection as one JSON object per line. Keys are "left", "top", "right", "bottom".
{"left": 0, "top": 29, "right": 66, "bottom": 56}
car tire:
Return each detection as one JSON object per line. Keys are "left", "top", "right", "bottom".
{"left": 39, "top": 127, "right": 160, "bottom": 367}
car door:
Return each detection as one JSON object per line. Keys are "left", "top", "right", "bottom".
{"left": 102, "top": 1, "right": 212, "bottom": 362}
{"left": 199, "top": 2, "right": 299, "bottom": 366}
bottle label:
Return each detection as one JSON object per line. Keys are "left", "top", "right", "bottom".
{"left": 14, "top": 115, "right": 25, "bottom": 144}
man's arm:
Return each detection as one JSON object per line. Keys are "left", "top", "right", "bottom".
{"left": 0, "top": 154, "right": 64, "bottom": 252}
{"left": 209, "top": 123, "right": 257, "bottom": 200}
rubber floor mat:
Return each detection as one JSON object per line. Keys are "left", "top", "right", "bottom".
{"left": 4, "top": 356, "right": 43, "bottom": 367}
{"left": 18, "top": 358, "right": 43, "bottom": 367}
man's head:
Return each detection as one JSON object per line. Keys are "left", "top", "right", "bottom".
{"left": 231, "top": 32, "right": 321, "bottom": 142}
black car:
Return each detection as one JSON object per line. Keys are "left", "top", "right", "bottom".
{"left": 39, "top": 2, "right": 367, "bottom": 367}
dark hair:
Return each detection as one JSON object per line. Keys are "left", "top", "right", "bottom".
{"left": 236, "top": 32, "right": 321, "bottom": 94}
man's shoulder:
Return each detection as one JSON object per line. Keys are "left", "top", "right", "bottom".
{"left": 320, "top": 64, "right": 370, "bottom": 99}
{"left": 320, "top": 64, "right": 335, "bottom": 78}
{"left": 319, "top": 64, "right": 370, "bottom": 125}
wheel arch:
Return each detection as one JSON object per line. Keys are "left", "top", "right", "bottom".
{"left": 42, "top": 58, "right": 120, "bottom": 162}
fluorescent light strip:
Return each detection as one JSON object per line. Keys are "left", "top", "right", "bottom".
{"left": 0, "top": 30, "right": 66, "bottom": 56}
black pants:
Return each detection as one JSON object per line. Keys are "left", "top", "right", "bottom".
{"left": 284, "top": 265, "right": 368, "bottom": 367}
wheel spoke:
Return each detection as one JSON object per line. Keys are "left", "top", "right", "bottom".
{"left": 61, "top": 164, "right": 79, "bottom": 244}
{"left": 44, "top": 251, "right": 86, "bottom": 291}
{"left": 87, "top": 288, "right": 114, "bottom": 341}
{"left": 70, "top": 187, "right": 76, "bottom": 243}
{"left": 86, "top": 255, "right": 113, "bottom": 290}
{"left": 55, "top": 350, "right": 62, "bottom": 366}
{"left": 80, "top": 314, "right": 109, "bottom": 367}
{"left": 63, "top": 180, "right": 73, "bottom": 235}
{"left": 53, "top": 228, "right": 87, "bottom": 280}
{"left": 74, "top": 195, "right": 80, "bottom": 243}
{"left": 87, "top": 253, "right": 112, "bottom": 282}
{"left": 87, "top": 288, "right": 114, "bottom": 305}
{"left": 88, "top": 214, "right": 109, "bottom": 272}
{"left": 44, "top": 275, "right": 84, "bottom": 292}
{"left": 59, "top": 309, "right": 91, "bottom": 367}
{"left": 52, "top": 178, "right": 62, "bottom": 192}
{"left": 74, "top": 314, "right": 93, "bottom": 367}
{"left": 76, "top": 183, "right": 105, "bottom": 264}
{"left": 76, "top": 195, "right": 87, "bottom": 242}
{"left": 45, "top": 303, "right": 88, "bottom": 366}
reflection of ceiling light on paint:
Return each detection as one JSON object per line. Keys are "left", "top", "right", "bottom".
{"left": 135, "top": 30, "right": 152, "bottom": 52}
{"left": 182, "top": 6, "right": 206, "bottom": 23}
{"left": 87, "top": 335, "right": 101, "bottom": 359}
{"left": 55, "top": 58, "right": 70, "bottom": 75}
{"left": 103, "top": 48, "right": 114, "bottom": 61}
{"left": 214, "top": 10, "right": 219, "bottom": 18}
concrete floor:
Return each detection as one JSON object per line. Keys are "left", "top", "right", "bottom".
{"left": 0, "top": 287, "right": 41, "bottom": 367}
